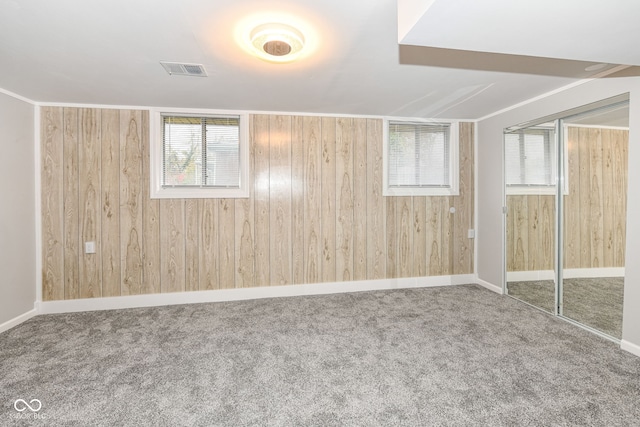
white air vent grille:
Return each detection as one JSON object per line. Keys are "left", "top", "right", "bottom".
{"left": 160, "top": 61, "right": 207, "bottom": 77}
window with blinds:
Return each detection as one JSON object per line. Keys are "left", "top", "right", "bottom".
{"left": 505, "top": 127, "right": 555, "bottom": 188}
{"left": 384, "top": 121, "right": 458, "bottom": 196}
{"left": 162, "top": 115, "right": 240, "bottom": 188}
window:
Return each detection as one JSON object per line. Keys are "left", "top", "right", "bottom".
{"left": 505, "top": 127, "right": 557, "bottom": 195}
{"left": 150, "top": 111, "right": 249, "bottom": 198}
{"left": 383, "top": 120, "right": 459, "bottom": 196}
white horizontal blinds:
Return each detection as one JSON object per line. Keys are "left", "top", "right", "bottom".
{"left": 205, "top": 117, "right": 240, "bottom": 187}
{"left": 388, "top": 122, "right": 450, "bottom": 188}
{"left": 162, "top": 115, "right": 240, "bottom": 188}
{"left": 505, "top": 128, "right": 553, "bottom": 186}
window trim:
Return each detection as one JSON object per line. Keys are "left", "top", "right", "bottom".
{"left": 382, "top": 118, "right": 459, "bottom": 197}
{"left": 149, "top": 109, "right": 250, "bottom": 199}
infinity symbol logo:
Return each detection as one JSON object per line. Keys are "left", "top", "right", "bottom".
{"left": 14, "top": 399, "right": 42, "bottom": 412}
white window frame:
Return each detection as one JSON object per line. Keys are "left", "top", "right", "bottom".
{"left": 383, "top": 118, "right": 459, "bottom": 197}
{"left": 149, "top": 108, "right": 249, "bottom": 199}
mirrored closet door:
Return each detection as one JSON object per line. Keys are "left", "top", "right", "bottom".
{"left": 504, "top": 96, "right": 629, "bottom": 340}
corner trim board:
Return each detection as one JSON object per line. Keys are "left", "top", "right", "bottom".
{"left": 38, "top": 275, "right": 476, "bottom": 314}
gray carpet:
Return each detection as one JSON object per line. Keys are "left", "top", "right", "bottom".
{"left": 1, "top": 284, "right": 639, "bottom": 426}
{"left": 507, "top": 277, "right": 624, "bottom": 338}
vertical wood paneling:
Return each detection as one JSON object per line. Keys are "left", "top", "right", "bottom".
{"left": 235, "top": 116, "right": 256, "bottom": 288}
{"left": 321, "top": 117, "right": 337, "bottom": 282}
{"left": 62, "top": 108, "right": 79, "bottom": 300}
{"left": 353, "top": 119, "right": 368, "bottom": 281}
{"left": 613, "top": 129, "right": 628, "bottom": 266}
{"left": 199, "top": 200, "right": 219, "bottom": 290}
{"left": 160, "top": 199, "right": 184, "bottom": 293}
{"left": 100, "top": 109, "right": 121, "bottom": 297}
{"left": 218, "top": 199, "right": 235, "bottom": 288}
{"left": 386, "top": 198, "right": 397, "bottom": 278}
{"left": 185, "top": 199, "right": 199, "bottom": 292}
{"left": 413, "top": 197, "right": 427, "bottom": 277}
{"left": 540, "top": 196, "right": 554, "bottom": 270}
{"left": 253, "top": 115, "right": 270, "bottom": 286}
{"left": 589, "top": 128, "right": 604, "bottom": 267}
{"left": 509, "top": 126, "right": 627, "bottom": 272}
{"left": 601, "top": 130, "right": 614, "bottom": 267}
{"left": 291, "top": 116, "right": 305, "bottom": 284}
{"left": 269, "top": 115, "right": 292, "bottom": 286}
{"left": 564, "top": 127, "right": 580, "bottom": 268}
{"left": 140, "top": 111, "right": 160, "bottom": 294}
{"left": 303, "top": 116, "right": 321, "bottom": 283}
{"left": 398, "top": 197, "right": 413, "bottom": 277}
{"left": 366, "top": 119, "right": 385, "bottom": 279}
{"left": 41, "top": 107, "right": 65, "bottom": 301}
{"left": 441, "top": 198, "right": 453, "bottom": 275}
{"left": 336, "top": 118, "right": 354, "bottom": 281}
{"left": 453, "top": 122, "right": 473, "bottom": 274}
{"left": 425, "top": 197, "right": 442, "bottom": 275}
{"left": 43, "top": 108, "right": 476, "bottom": 300}
{"left": 120, "top": 110, "right": 143, "bottom": 295}
{"left": 78, "top": 109, "right": 101, "bottom": 298}
{"left": 578, "top": 128, "right": 592, "bottom": 267}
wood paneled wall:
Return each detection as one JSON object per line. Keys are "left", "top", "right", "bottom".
{"left": 41, "top": 107, "right": 474, "bottom": 301}
{"left": 506, "top": 126, "right": 628, "bottom": 272}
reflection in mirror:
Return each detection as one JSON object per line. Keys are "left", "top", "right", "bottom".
{"left": 505, "top": 123, "right": 557, "bottom": 313}
{"left": 561, "top": 102, "right": 628, "bottom": 339}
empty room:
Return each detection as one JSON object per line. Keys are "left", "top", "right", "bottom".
{"left": 1, "top": 0, "right": 640, "bottom": 425}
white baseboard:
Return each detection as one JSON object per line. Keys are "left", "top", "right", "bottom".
{"left": 507, "top": 267, "right": 625, "bottom": 282}
{"left": 0, "top": 306, "right": 38, "bottom": 334}
{"left": 38, "top": 274, "right": 477, "bottom": 315}
{"left": 475, "top": 278, "right": 503, "bottom": 294}
{"left": 621, "top": 339, "right": 640, "bottom": 357}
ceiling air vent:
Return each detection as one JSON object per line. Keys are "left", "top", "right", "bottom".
{"left": 160, "top": 61, "right": 207, "bottom": 77}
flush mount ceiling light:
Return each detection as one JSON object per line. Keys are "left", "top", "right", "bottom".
{"left": 249, "top": 23, "right": 305, "bottom": 63}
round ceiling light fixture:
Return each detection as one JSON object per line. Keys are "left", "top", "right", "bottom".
{"left": 250, "top": 23, "right": 305, "bottom": 63}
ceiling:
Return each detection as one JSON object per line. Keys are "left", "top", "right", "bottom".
{"left": 0, "top": 0, "right": 635, "bottom": 119}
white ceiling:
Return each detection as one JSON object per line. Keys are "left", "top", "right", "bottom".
{"left": 0, "top": 0, "right": 634, "bottom": 119}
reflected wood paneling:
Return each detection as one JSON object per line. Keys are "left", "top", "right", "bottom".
{"left": 101, "top": 109, "right": 120, "bottom": 297}
{"left": 42, "top": 108, "right": 475, "bottom": 300}
{"left": 508, "top": 126, "right": 627, "bottom": 272}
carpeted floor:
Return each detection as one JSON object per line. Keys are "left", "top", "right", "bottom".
{"left": 1, "top": 284, "right": 639, "bottom": 426}
{"left": 507, "top": 277, "right": 624, "bottom": 338}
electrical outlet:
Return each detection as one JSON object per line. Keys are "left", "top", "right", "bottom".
{"left": 85, "top": 241, "right": 96, "bottom": 254}
{"left": 467, "top": 229, "right": 475, "bottom": 239}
